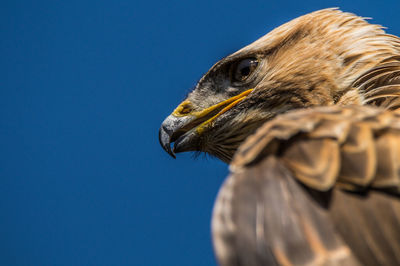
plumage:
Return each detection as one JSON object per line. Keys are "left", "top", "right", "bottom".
{"left": 159, "top": 8, "right": 400, "bottom": 266}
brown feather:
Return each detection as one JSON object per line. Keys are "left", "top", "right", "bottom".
{"left": 224, "top": 105, "right": 400, "bottom": 265}
{"left": 213, "top": 157, "right": 362, "bottom": 266}
{"left": 231, "top": 105, "right": 400, "bottom": 193}
{"left": 160, "top": 8, "right": 400, "bottom": 266}
{"left": 212, "top": 9, "right": 400, "bottom": 264}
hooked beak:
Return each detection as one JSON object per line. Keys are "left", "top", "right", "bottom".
{"left": 159, "top": 89, "right": 253, "bottom": 158}
{"left": 159, "top": 115, "right": 195, "bottom": 158}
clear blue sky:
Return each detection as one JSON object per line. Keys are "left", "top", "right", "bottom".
{"left": 1, "top": 1, "right": 399, "bottom": 265}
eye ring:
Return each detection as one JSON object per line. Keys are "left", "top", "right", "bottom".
{"left": 230, "top": 57, "right": 259, "bottom": 84}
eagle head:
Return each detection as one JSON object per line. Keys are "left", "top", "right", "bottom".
{"left": 159, "top": 8, "right": 400, "bottom": 163}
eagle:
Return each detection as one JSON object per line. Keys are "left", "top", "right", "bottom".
{"left": 159, "top": 9, "right": 400, "bottom": 266}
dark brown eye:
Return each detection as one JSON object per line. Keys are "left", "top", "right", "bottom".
{"left": 232, "top": 58, "right": 258, "bottom": 83}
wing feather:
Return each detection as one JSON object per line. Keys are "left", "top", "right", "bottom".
{"left": 213, "top": 157, "right": 361, "bottom": 266}
{"left": 232, "top": 105, "right": 400, "bottom": 192}
{"left": 214, "top": 105, "right": 400, "bottom": 265}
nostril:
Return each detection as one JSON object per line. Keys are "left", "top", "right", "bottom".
{"left": 179, "top": 103, "right": 193, "bottom": 115}
{"left": 173, "top": 100, "right": 193, "bottom": 116}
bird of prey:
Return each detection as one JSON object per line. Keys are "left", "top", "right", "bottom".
{"left": 159, "top": 8, "right": 400, "bottom": 266}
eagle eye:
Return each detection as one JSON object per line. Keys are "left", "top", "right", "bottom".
{"left": 231, "top": 58, "right": 258, "bottom": 83}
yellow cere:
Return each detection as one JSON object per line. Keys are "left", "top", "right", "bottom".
{"left": 172, "top": 100, "right": 193, "bottom": 117}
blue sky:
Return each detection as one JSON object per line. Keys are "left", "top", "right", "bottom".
{"left": 1, "top": 0, "right": 399, "bottom": 265}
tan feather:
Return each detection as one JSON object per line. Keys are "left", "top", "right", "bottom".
{"left": 232, "top": 105, "right": 400, "bottom": 193}
{"left": 212, "top": 9, "right": 400, "bottom": 265}
{"left": 159, "top": 8, "right": 400, "bottom": 266}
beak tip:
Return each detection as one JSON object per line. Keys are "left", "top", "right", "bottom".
{"left": 159, "top": 125, "right": 176, "bottom": 159}
{"left": 168, "top": 149, "right": 177, "bottom": 159}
